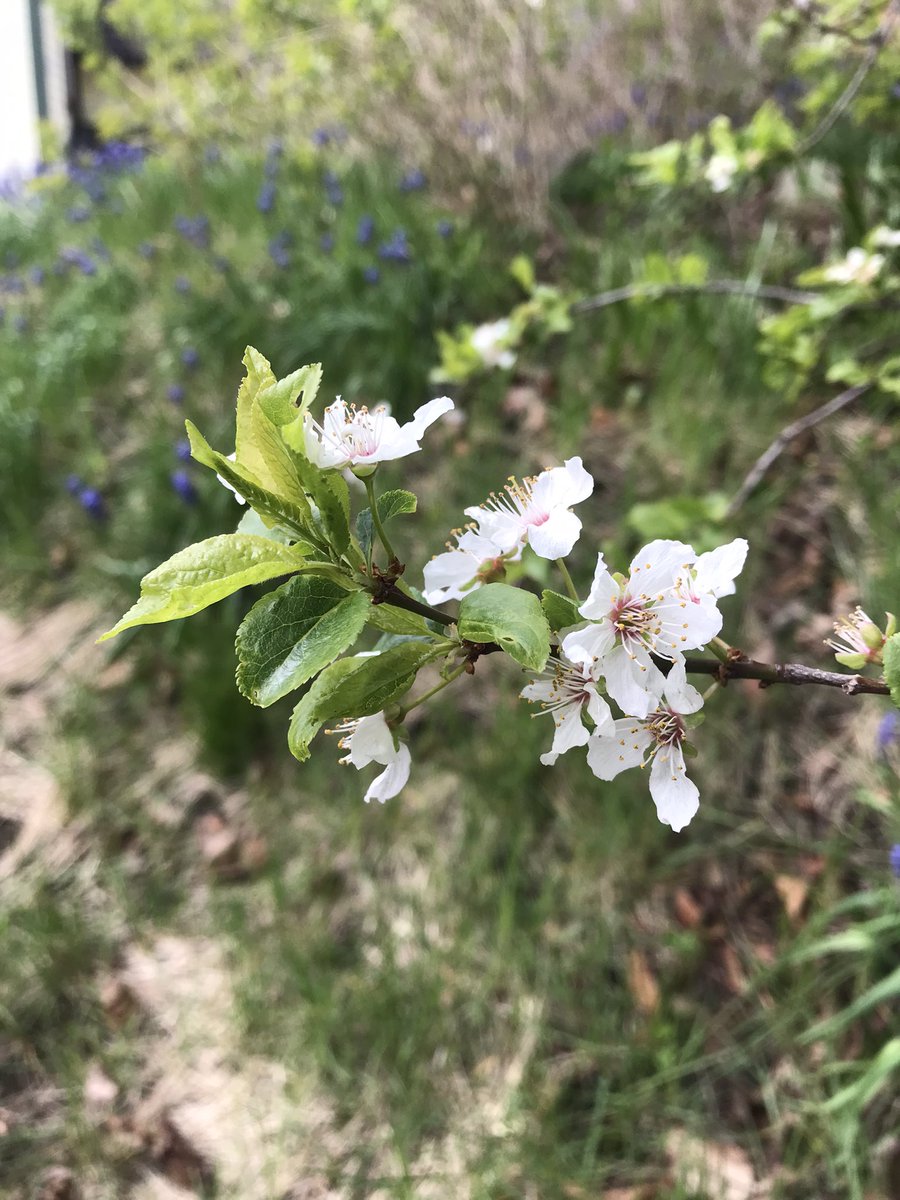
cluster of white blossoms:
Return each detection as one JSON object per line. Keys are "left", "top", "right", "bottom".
{"left": 287, "top": 398, "right": 748, "bottom": 827}
{"left": 423, "top": 457, "right": 594, "bottom": 603}
{"left": 522, "top": 537, "right": 748, "bottom": 833}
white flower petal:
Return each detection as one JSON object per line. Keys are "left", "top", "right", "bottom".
{"left": 530, "top": 457, "right": 594, "bottom": 514}
{"left": 693, "top": 538, "right": 748, "bottom": 598}
{"left": 409, "top": 396, "right": 455, "bottom": 438}
{"left": 561, "top": 621, "right": 616, "bottom": 667}
{"left": 663, "top": 660, "right": 704, "bottom": 714}
{"left": 364, "top": 744, "right": 411, "bottom": 803}
{"left": 586, "top": 720, "right": 652, "bottom": 779}
{"left": 602, "top": 643, "right": 666, "bottom": 718}
{"left": 346, "top": 712, "right": 397, "bottom": 768}
{"left": 527, "top": 508, "right": 583, "bottom": 559}
{"left": 585, "top": 688, "right": 615, "bottom": 735}
{"left": 649, "top": 746, "right": 699, "bottom": 831}
{"left": 628, "top": 540, "right": 694, "bottom": 597}
{"left": 579, "top": 553, "right": 619, "bottom": 621}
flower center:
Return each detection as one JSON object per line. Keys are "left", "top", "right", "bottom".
{"left": 646, "top": 707, "right": 685, "bottom": 747}
{"left": 610, "top": 594, "right": 660, "bottom": 649}
{"left": 482, "top": 475, "right": 547, "bottom": 527}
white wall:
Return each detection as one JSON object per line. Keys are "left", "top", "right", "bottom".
{"left": 0, "top": 0, "right": 69, "bottom": 179}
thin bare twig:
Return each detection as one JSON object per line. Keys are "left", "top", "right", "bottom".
{"left": 684, "top": 654, "right": 890, "bottom": 695}
{"left": 571, "top": 278, "right": 818, "bottom": 315}
{"left": 725, "top": 381, "right": 873, "bottom": 516}
{"left": 794, "top": 0, "right": 900, "bottom": 157}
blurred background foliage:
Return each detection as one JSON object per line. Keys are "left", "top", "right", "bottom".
{"left": 2, "top": 1, "right": 900, "bottom": 1198}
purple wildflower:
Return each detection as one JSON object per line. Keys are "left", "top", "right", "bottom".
{"left": 181, "top": 347, "right": 199, "bottom": 370}
{"left": 167, "top": 383, "right": 186, "bottom": 405}
{"left": 363, "top": 265, "right": 380, "bottom": 284}
{"left": 257, "top": 181, "right": 277, "bottom": 213}
{"left": 436, "top": 219, "right": 454, "bottom": 238}
{"left": 78, "top": 487, "right": 106, "bottom": 519}
{"left": 174, "top": 438, "right": 192, "bottom": 462}
{"left": 399, "top": 168, "right": 427, "bottom": 192}
{"left": 170, "top": 469, "right": 198, "bottom": 505}
{"left": 320, "top": 232, "right": 335, "bottom": 254}
{"left": 65, "top": 474, "right": 82, "bottom": 495}
{"left": 356, "top": 215, "right": 375, "bottom": 245}
{"left": 891, "top": 844, "right": 900, "bottom": 878}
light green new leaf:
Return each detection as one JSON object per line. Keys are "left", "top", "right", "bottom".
{"left": 99, "top": 535, "right": 309, "bottom": 642}
{"left": 258, "top": 362, "right": 323, "bottom": 434}
{"left": 458, "top": 583, "right": 550, "bottom": 671}
{"left": 288, "top": 642, "right": 438, "bottom": 761}
{"left": 883, "top": 633, "right": 900, "bottom": 709}
{"left": 236, "top": 576, "right": 370, "bottom": 707}
{"left": 187, "top": 421, "right": 316, "bottom": 540}
{"left": 235, "top": 345, "right": 277, "bottom": 480}
{"left": 541, "top": 589, "right": 581, "bottom": 633}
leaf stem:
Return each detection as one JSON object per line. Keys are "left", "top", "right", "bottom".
{"left": 398, "top": 663, "right": 469, "bottom": 717}
{"left": 363, "top": 474, "right": 398, "bottom": 563}
{"left": 556, "top": 558, "right": 580, "bottom": 603}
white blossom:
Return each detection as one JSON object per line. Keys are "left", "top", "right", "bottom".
{"left": 465, "top": 457, "right": 594, "bottom": 560}
{"left": 822, "top": 248, "right": 884, "bottom": 286}
{"left": 331, "top": 711, "right": 411, "bottom": 803}
{"left": 705, "top": 152, "right": 739, "bottom": 193}
{"left": 423, "top": 526, "right": 519, "bottom": 605}
{"left": 671, "top": 538, "right": 748, "bottom": 639}
{"left": 871, "top": 226, "right": 900, "bottom": 248}
{"left": 521, "top": 653, "right": 613, "bottom": 766}
{"left": 586, "top": 661, "right": 704, "bottom": 832}
{"left": 470, "top": 318, "right": 516, "bottom": 370}
{"left": 561, "top": 540, "right": 723, "bottom": 718}
{"left": 303, "top": 395, "right": 454, "bottom": 470}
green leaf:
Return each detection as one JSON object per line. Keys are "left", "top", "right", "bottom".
{"left": 541, "top": 589, "right": 581, "bottom": 632}
{"left": 234, "top": 345, "right": 277, "bottom": 481}
{"left": 883, "top": 633, "right": 900, "bottom": 708}
{"left": 457, "top": 583, "right": 550, "bottom": 671}
{"left": 257, "top": 361, "right": 323, "bottom": 430}
{"left": 236, "top": 575, "right": 370, "bottom": 707}
{"left": 356, "top": 489, "right": 417, "bottom": 559}
{"left": 365, "top": 603, "right": 432, "bottom": 637}
{"left": 287, "top": 642, "right": 438, "bottom": 761}
{"left": 303, "top": 462, "right": 351, "bottom": 555}
{"left": 99, "top": 535, "right": 308, "bottom": 641}
{"left": 186, "top": 421, "right": 316, "bottom": 541}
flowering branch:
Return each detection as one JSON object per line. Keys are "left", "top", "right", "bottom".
{"left": 725, "top": 381, "right": 872, "bottom": 516}
{"left": 682, "top": 654, "right": 890, "bottom": 696}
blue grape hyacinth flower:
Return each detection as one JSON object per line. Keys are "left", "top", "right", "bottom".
{"left": 171, "top": 469, "right": 198, "bottom": 505}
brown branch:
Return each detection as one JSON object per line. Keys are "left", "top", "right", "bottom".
{"left": 571, "top": 278, "right": 818, "bottom": 315}
{"left": 684, "top": 654, "right": 890, "bottom": 695}
{"left": 725, "top": 381, "right": 873, "bottom": 517}
{"left": 378, "top": 587, "right": 457, "bottom": 627}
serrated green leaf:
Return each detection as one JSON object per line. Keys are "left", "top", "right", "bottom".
{"left": 186, "top": 421, "right": 317, "bottom": 542}
{"left": 458, "top": 583, "right": 550, "bottom": 671}
{"left": 303, "top": 461, "right": 351, "bottom": 555}
{"left": 236, "top": 575, "right": 370, "bottom": 707}
{"left": 365, "top": 603, "right": 433, "bottom": 637}
{"left": 541, "top": 589, "right": 581, "bottom": 632}
{"left": 287, "top": 642, "right": 439, "bottom": 761}
{"left": 99, "top": 535, "right": 308, "bottom": 641}
{"left": 883, "top": 633, "right": 900, "bottom": 708}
